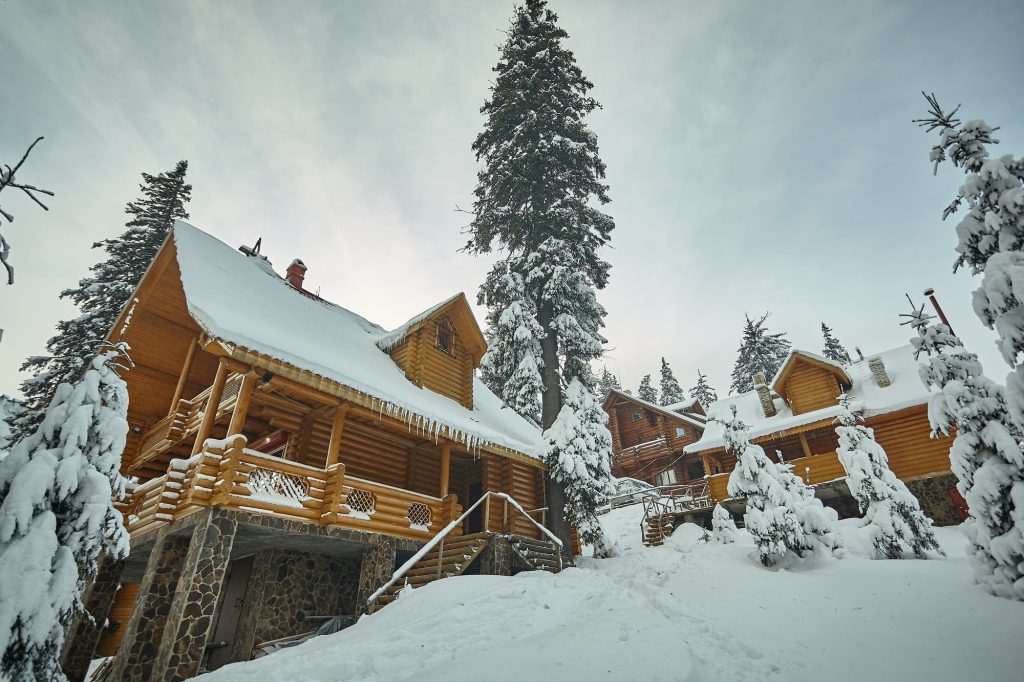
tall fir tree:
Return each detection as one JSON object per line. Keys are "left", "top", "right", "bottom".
{"left": 636, "top": 374, "right": 658, "bottom": 404}
{"left": 835, "top": 395, "right": 942, "bottom": 559}
{"left": 689, "top": 369, "right": 718, "bottom": 408}
{"left": 729, "top": 313, "right": 792, "bottom": 394}
{"left": 820, "top": 322, "right": 851, "bottom": 364}
{"left": 465, "top": 0, "right": 614, "bottom": 551}
{"left": 0, "top": 345, "right": 131, "bottom": 681}
{"left": 905, "top": 301, "right": 1024, "bottom": 599}
{"left": 16, "top": 161, "right": 190, "bottom": 437}
{"left": 596, "top": 366, "right": 621, "bottom": 401}
{"left": 658, "top": 357, "right": 685, "bottom": 406}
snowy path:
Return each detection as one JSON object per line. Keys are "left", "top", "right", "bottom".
{"left": 196, "top": 506, "right": 1024, "bottom": 682}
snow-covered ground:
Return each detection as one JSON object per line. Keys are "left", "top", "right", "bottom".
{"left": 197, "top": 505, "right": 1024, "bottom": 682}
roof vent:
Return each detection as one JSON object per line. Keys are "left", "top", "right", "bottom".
{"left": 752, "top": 372, "right": 777, "bottom": 418}
{"left": 286, "top": 258, "right": 307, "bottom": 290}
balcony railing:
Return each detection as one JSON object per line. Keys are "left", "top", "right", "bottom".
{"left": 123, "top": 434, "right": 461, "bottom": 542}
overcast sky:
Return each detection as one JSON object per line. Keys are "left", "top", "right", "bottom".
{"left": 2, "top": 0, "right": 1023, "bottom": 401}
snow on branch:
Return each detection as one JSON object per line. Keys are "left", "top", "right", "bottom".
{"left": 0, "top": 136, "right": 54, "bottom": 284}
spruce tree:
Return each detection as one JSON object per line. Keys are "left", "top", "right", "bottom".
{"left": 689, "top": 369, "right": 718, "bottom": 408}
{"left": 596, "top": 366, "right": 621, "bottom": 401}
{"left": 16, "top": 161, "right": 190, "bottom": 437}
{"left": 729, "top": 313, "right": 791, "bottom": 394}
{"left": 636, "top": 374, "right": 658, "bottom": 404}
{"left": 820, "top": 322, "right": 851, "bottom": 364}
{"left": 658, "top": 357, "right": 685, "bottom": 406}
{"left": 465, "top": 0, "right": 614, "bottom": 551}
{"left": 711, "top": 504, "right": 737, "bottom": 544}
{"left": 835, "top": 395, "right": 942, "bottom": 559}
{"left": 0, "top": 345, "right": 131, "bottom": 681}
{"left": 905, "top": 301, "right": 1023, "bottom": 599}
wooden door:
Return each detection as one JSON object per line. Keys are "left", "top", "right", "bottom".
{"left": 206, "top": 556, "right": 254, "bottom": 671}
{"left": 465, "top": 481, "right": 484, "bottom": 534}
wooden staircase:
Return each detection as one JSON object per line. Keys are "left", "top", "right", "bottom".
{"left": 373, "top": 532, "right": 490, "bottom": 608}
{"left": 640, "top": 481, "right": 714, "bottom": 547}
{"left": 642, "top": 512, "right": 674, "bottom": 547}
{"left": 509, "top": 536, "right": 563, "bottom": 572}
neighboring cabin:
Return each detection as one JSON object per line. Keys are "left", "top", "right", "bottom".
{"left": 606, "top": 348, "right": 964, "bottom": 526}
{"left": 63, "top": 221, "right": 557, "bottom": 682}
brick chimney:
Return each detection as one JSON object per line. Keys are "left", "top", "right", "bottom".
{"left": 752, "top": 372, "right": 777, "bottom": 417}
{"left": 285, "top": 258, "right": 307, "bottom": 290}
{"left": 868, "top": 356, "right": 891, "bottom": 388}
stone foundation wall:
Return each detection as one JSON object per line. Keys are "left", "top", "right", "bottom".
{"left": 904, "top": 472, "right": 964, "bottom": 527}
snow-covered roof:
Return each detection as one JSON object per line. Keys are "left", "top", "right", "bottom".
{"left": 603, "top": 389, "right": 707, "bottom": 430}
{"left": 685, "top": 345, "right": 928, "bottom": 454}
{"left": 375, "top": 293, "right": 465, "bottom": 353}
{"left": 169, "top": 221, "right": 542, "bottom": 458}
{"left": 662, "top": 397, "right": 701, "bottom": 413}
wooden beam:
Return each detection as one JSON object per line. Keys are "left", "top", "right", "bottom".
{"left": 227, "top": 372, "right": 257, "bottom": 436}
{"left": 325, "top": 406, "right": 349, "bottom": 468}
{"left": 798, "top": 432, "right": 813, "bottom": 459}
{"left": 191, "top": 359, "right": 229, "bottom": 455}
{"left": 439, "top": 444, "right": 451, "bottom": 497}
{"left": 701, "top": 454, "right": 712, "bottom": 477}
{"left": 168, "top": 337, "right": 199, "bottom": 416}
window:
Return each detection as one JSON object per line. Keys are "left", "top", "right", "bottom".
{"left": 632, "top": 411, "right": 642, "bottom": 422}
{"left": 646, "top": 413, "right": 658, "bottom": 427}
{"left": 655, "top": 469, "right": 677, "bottom": 486}
{"left": 435, "top": 318, "right": 456, "bottom": 356}
{"left": 675, "top": 427, "right": 686, "bottom": 438}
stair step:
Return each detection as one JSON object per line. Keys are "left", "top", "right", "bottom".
{"left": 511, "top": 537, "right": 559, "bottom": 551}
{"left": 406, "top": 562, "right": 466, "bottom": 579}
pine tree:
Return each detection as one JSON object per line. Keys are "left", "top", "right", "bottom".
{"left": 820, "top": 322, "right": 851, "bottom": 364}
{"left": 541, "top": 378, "right": 615, "bottom": 558}
{"left": 0, "top": 345, "right": 131, "bottom": 681}
{"left": 658, "top": 357, "right": 685, "bottom": 406}
{"left": 596, "top": 366, "right": 621, "bottom": 401}
{"left": 835, "top": 395, "right": 942, "bottom": 559}
{"left": 0, "top": 397, "right": 23, "bottom": 454}
{"left": 711, "top": 504, "right": 737, "bottom": 544}
{"left": 478, "top": 263, "right": 544, "bottom": 423}
{"left": 904, "top": 301, "right": 1024, "bottom": 599}
{"left": 636, "top": 374, "right": 658, "bottom": 404}
{"left": 464, "top": 0, "right": 614, "bottom": 551}
{"left": 729, "top": 313, "right": 791, "bottom": 394}
{"left": 16, "top": 161, "right": 190, "bottom": 438}
{"left": 723, "top": 408, "right": 840, "bottom": 567}
{"left": 689, "top": 369, "right": 718, "bottom": 408}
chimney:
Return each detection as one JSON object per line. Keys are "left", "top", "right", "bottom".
{"left": 752, "top": 372, "right": 777, "bottom": 417}
{"left": 286, "top": 258, "right": 307, "bottom": 290}
{"left": 868, "top": 356, "right": 891, "bottom": 388}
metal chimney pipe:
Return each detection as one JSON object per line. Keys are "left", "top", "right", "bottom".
{"left": 923, "top": 287, "right": 953, "bottom": 335}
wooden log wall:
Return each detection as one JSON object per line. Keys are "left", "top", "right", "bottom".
{"left": 389, "top": 321, "right": 475, "bottom": 408}
{"left": 782, "top": 362, "right": 842, "bottom": 415}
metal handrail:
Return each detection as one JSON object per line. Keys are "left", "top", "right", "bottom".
{"left": 366, "top": 491, "right": 562, "bottom": 607}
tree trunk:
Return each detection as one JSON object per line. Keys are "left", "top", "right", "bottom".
{"left": 538, "top": 301, "right": 573, "bottom": 556}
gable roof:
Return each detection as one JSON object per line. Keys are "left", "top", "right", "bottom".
{"left": 376, "top": 292, "right": 488, "bottom": 364}
{"left": 603, "top": 389, "right": 707, "bottom": 430}
{"left": 771, "top": 350, "right": 852, "bottom": 396}
{"left": 685, "top": 344, "right": 930, "bottom": 454}
{"left": 148, "top": 221, "right": 542, "bottom": 459}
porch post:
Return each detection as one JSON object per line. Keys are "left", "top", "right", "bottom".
{"left": 191, "top": 358, "right": 229, "bottom": 455}
{"left": 439, "top": 443, "right": 451, "bottom": 497}
{"left": 168, "top": 337, "right": 198, "bottom": 416}
{"left": 325, "top": 405, "right": 349, "bottom": 468}
{"left": 798, "top": 433, "right": 813, "bottom": 459}
{"left": 226, "top": 371, "right": 257, "bottom": 436}
{"left": 701, "top": 454, "right": 712, "bottom": 476}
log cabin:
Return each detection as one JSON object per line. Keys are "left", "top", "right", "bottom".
{"left": 608, "top": 348, "right": 965, "bottom": 539}
{"left": 64, "top": 221, "right": 562, "bottom": 682}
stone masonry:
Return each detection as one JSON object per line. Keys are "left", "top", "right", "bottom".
{"left": 355, "top": 535, "right": 397, "bottom": 614}
{"left": 60, "top": 555, "right": 125, "bottom": 682}
{"left": 904, "top": 472, "right": 964, "bottom": 527}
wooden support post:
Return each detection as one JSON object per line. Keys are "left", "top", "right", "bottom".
{"left": 701, "top": 454, "right": 712, "bottom": 477}
{"left": 227, "top": 372, "right": 257, "bottom": 436}
{"left": 439, "top": 444, "right": 451, "bottom": 498}
{"left": 482, "top": 494, "right": 492, "bottom": 533}
{"left": 502, "top": 497, "right": 509, "bottom": 533}
{"left": 168, "top": 337, "right": 198, "bottom": 416}
{"left": 436, "top": 537, "right": 444, "bottom": 579}
{"left": 798, "top": 433, "right": 813, "bottom": 459}
{"left": 325, "top": 406, "right": 349, "bottom": 468}
{"left": 191, "top": 360, "right": 229, "bottom": 455}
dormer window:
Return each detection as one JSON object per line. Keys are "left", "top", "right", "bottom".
{"left": 436, "top": 318, "right": 456, "bottom": 356}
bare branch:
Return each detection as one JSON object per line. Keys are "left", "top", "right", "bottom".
{"left": 0, "top": 136, "right": 55, "bottom": 284}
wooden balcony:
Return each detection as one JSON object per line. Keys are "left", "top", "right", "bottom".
{"left": 706, "top": 450, "right": 845, "bottom": 503}
{"left": 123, "top": 434, "right": 462, "bottom": 543}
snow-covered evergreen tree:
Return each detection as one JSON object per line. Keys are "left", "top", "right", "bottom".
{"left": 835, "top": 395, "right": 942, "bottom": 559}
{"left": 658, "top": 358, "right": 685, "bottom": 406}
{"left": 711, "top": 504, "right": 737, "bottom": 544}
{"left": 465, "top": 0, "right": 614, "bottom": 550}
{"left": 905, "top": 301, "right": 1024, "bottom": 598}
{"left": 596, "top": 366, "right": 621, "bottom": 401}
{"left": 0, "top": 137, "right": 54, "bottom": 285}
{"left": 729, "top": 313, "right": 791, "bottom": 394}
{"left": 723, "top": 408, "right": 840, "bottom": 567}
{"left": 0, "top": 344, "right": 131, "bottom": 681}
{"left": 820, "top": 322, "right": 851, "bottom": 364}
{"left": 16, "top": 161, "right": 190, "bottom": 438}
{"left": 479, "top": 263, "right": 544, "bottom": 423}
{"left": 636, "top": 374, "right": 658, "bottom": 404}
{"left": 689, "top": 369, "right": 718, "bottom": 408}
{"left": 0, "top": 397, "right": 24, "bottom": 455}
{"left": 541, "top": 378, "right": 615, "bottom": 558}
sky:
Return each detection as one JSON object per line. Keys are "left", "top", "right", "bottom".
{"left": 1, "top": 0, "right": 1023, "bottom": 401}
